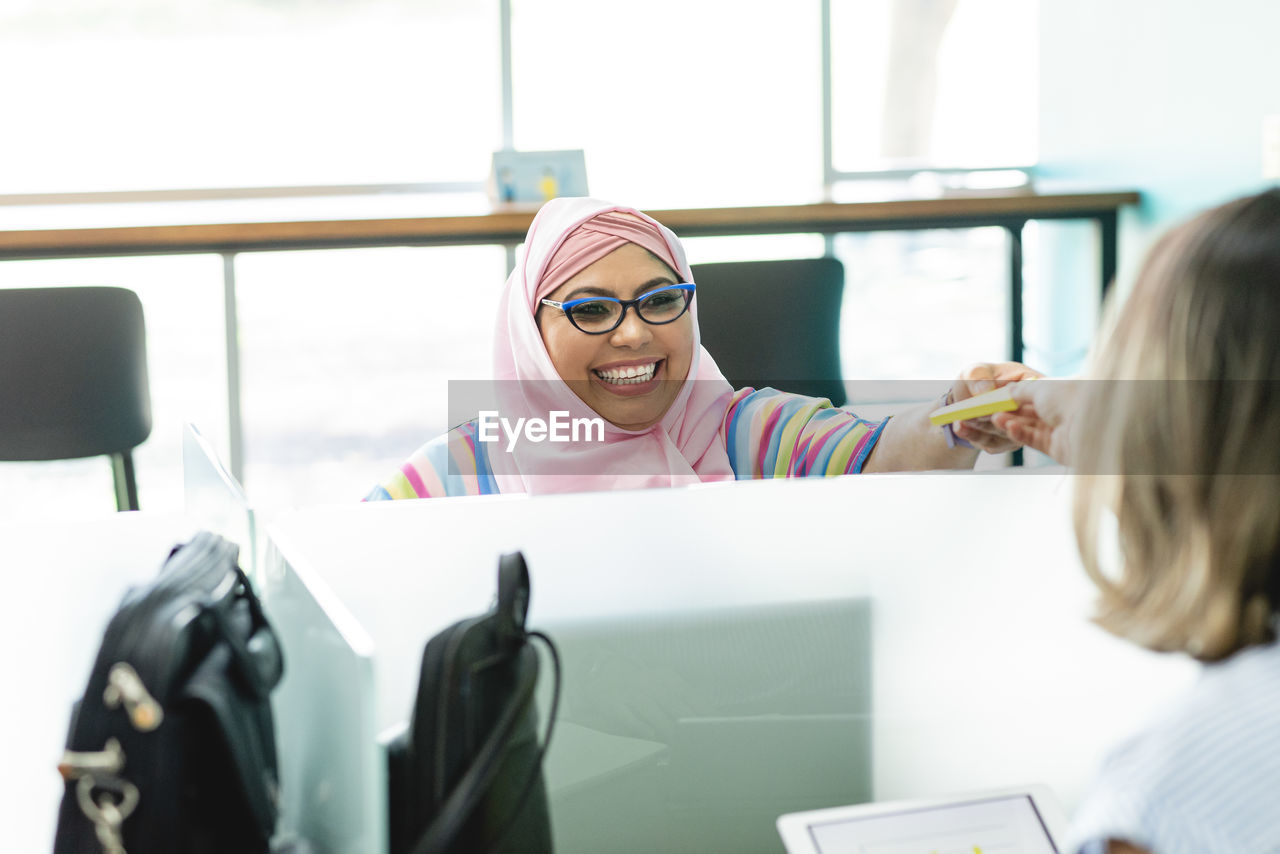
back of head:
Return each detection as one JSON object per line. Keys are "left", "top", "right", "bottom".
{"left": 1073, "top": 188, "right": 1280, "bottom": 660}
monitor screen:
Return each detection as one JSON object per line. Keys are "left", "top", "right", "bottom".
{"left": 543, "top": 596, "right": 872, "bottom": 854}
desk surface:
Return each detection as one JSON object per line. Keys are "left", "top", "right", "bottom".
{"left": 0, "top": 191, "right": 1140, "bottom": 258}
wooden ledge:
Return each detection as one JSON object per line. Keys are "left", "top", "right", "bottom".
{"left": 0, "top": 192, "right": 1140, "bottom": 258}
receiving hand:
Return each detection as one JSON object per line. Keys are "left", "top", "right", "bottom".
{"left": 948, "top": 362, "right": 1044, "bottom": 454}
{"left": 989, "top": 378, "right": 1080, "bottom": 466}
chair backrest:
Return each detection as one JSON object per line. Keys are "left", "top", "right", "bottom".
{"left": 691, "top": 257, "right": 846, "bottom": 406}
{"left": 0, "top": 286, "right": 152, "bottom": 508}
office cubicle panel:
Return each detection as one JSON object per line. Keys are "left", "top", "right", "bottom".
{"left": 182, "top": 423, "right": 257, "bottom": 572}
{"left": 184, "top": 424, "right": 384, "bottom": 853}
{"left": 262, "top": 531, "right": 385, "bottom": 854}
{"left": 264, "top": 471, "right": 1199, "bottom": 854}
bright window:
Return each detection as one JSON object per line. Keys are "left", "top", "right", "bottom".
{"left": 830, "top": 0, "right": 1038, "bottom": 172}
{"left": 1, "top": 1, "right": 1046, "bottom": 513}
{"left": 233, "top": 245, "right": 507, "bottom": 506}
{"left": 0, "top": 0, "right": 500, "bottom": 192}
{"left": 511, "top": 0, "right": 824, "bottom": 208}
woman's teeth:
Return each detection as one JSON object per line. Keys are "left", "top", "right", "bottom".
{"left": 594, "top": 362, "right": 657, "bottom": 385}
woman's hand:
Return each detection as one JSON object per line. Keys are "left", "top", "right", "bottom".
{"left": 989, "top": 378, "right": 1080, "bottom": 465}
{"left": 861, "top": 361, "right": 1043, "bottom": 472}
{"left": 948, "top": 362, "right": 1044, "bottom": 454}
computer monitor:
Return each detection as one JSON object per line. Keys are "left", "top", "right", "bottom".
{"left": 542, "top": 597, "right": 872, "bottom": 854}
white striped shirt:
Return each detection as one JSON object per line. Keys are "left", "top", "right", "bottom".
{"left": 1067, "top": 640, "right": 1280, "bottom": 854}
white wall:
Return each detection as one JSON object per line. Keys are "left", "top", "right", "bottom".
{"left": 1040, "top": 0, "right": 1280, "bottom": 266}
{"left": 1031, "top": 0, "right": 1280, "bottom": 375}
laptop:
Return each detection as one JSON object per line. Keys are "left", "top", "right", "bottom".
{"left": 777, "top": 784, "right": 1068, "bottom": 854}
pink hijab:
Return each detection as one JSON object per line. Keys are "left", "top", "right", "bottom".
{"left": 490, "top": 197, "right": 737, "bottom": 494}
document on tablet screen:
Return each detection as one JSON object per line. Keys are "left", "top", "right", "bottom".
{"left": 808, "top": 794, "right": 1057, "bottom": 854}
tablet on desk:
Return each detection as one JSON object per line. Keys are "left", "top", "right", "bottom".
{"left": 777, "top": 784, "right": 1068, "bottom": 854}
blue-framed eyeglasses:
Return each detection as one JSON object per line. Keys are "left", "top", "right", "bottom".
{"left": 540, "top": 283, "right": 696, "bottom": 335}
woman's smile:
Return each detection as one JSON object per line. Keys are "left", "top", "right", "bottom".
{"left": 591, "top": 358, "right": 664, "bottom": 393}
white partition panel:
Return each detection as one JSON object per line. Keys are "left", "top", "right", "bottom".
{"left": 264, "top": 471, "right": 1198, "bottom": 853}
{"left": 182, "top": 423, "right": 384, "bottom": 853}
{"left": 260, "top": 532, "right": 383, "bottom": 854}
{"left": 183, "top": 422, "right": 256, "bottom": 572}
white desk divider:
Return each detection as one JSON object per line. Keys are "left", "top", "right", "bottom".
{"left": 183, "top": 422, "right": 383, "bottom": 852}
{"left": 16, "top": 458, "right": 1199, "bottom": 854}
{"left": 182, "top": 423, "right": 257, "bottom": 574}
{"left": 262, "top": 471, "right": 1199, "bottom": 854}
{"left": 261, "top": 530, "right": 385, "bottom": 854}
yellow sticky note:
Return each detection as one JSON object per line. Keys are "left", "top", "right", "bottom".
{"left": 928, "top": 385, "right": 1019, "bottom": 426}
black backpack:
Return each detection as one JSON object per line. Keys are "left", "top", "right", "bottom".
{"left": 386, "top": 551, "right": 561, "bottom": 854}
{"left": 53, "top": 531, "right": 286, "bottom": 854}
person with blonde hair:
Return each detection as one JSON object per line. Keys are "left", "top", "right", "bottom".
{"left": 993, "top": 187, "right": 1280, "bottom": 854}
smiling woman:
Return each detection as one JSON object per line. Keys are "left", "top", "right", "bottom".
{"left": 366, "top": 197, "right": 1036, "bottom": 499}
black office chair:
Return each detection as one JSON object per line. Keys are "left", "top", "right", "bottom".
{"left": 0, "top": 286, "right": 152, "bottom": 511}
{"left": 691, "top": 257, "right": 847, "bottom": 406}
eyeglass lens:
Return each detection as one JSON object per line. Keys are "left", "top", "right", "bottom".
{"left": 569, "top": 287, "right": 692, "bottom": 332}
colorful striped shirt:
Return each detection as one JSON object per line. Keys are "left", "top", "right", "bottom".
{"left": 365, "top": 387, "right": 887, "bottom": 500}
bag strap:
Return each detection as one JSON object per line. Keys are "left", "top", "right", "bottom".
{"left": 495, "top": 552, "right": 530, "bottom": 643}
{"left": 410, "top": 553, "right": 562, "bottom": 854}
{"left": 410, "top": 645, "right": 538, "bottom": 854}
{"left": 480, "top": 630, "right": 562, "bottom": 854}
{"left": 204, "top": 566, "right": 284, "bottom": 701}
{"left": 412, "top": 632, "right": 563, "bottom": 854}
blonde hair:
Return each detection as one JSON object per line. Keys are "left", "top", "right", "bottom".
{"left": 1073, "top": 188, "right": 1280, "bottom": 661}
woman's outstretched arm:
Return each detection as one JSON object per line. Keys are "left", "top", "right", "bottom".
{"left": 860, "top": 362, "right": 1042, "bottom": 472}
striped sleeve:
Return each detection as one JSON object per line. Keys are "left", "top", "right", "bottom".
{"left": 1064, "top": 642, "right": 1280, "bottom": 854}
{"left": 363, "top": 420, "right": 499, "bottom": 500}
{"left": 722, "top": 387, "right": 888, "bottom": 479}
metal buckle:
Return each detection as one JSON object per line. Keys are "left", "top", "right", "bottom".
{"left": 102, "top": 662, "right": 164, "bottom": 732}
{"left": 74, "top": 773, "right": 139, "bottom": 854}
{"left": 58, "top": 738, "right": 125, "bottom": 781}
{"left": 59, "top": 739, "right": 139, "bottom": 854}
